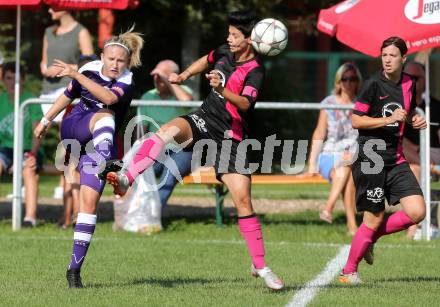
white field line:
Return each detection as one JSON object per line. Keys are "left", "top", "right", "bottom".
{"left": 286, "top": 245, "right": 350, "bottom": 307}
{"left": 1, "top": 235, "right": 439, "bottom": 250}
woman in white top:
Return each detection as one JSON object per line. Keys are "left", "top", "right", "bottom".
{"left": 308, "top": 62, "right": 363, "bottom": 235}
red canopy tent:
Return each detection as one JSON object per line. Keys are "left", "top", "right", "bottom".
{"left": 4, "top": 0, "right": 139, "bottom": 230}
{"left": 317, "top": 0, "right": 440, "bottom": 240}
{"left": 45, "top": 0, "right": 138, "bottom": 10}
{"left": 317, "top": 0, "right": 440, "bottom": 57}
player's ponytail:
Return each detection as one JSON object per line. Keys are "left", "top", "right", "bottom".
{"left": 104, "top": 25, "right": 144, "bottom": 69}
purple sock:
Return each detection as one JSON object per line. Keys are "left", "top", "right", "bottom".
{"left": 68, "top": 213, "right": 97, "bottom": 270}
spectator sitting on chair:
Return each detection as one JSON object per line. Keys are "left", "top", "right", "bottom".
{"left": 0, "top": 63, "right": 43, "bottom": 227}
{"left": 139, "top": 60, "right": 194, "bottom": 208}
{"left": 403, "top": 61, "right": 440, "bottom": 172}
{"left": 307, "top": 62, "right": 362, "bottom": 235}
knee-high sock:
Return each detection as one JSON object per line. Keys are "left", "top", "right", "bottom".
{"left": 373, "top": 211, "right": 416, "bottom": 243}
{"left": 343, "top": 223, "right": 376, "bottom": 274}
{"left": 68, "top": 213, "right": 97, "bottom": 270}
{"left": 93, "top": 117, "right": 115, "bottom": 158}
{"left": 238, "top": 215, "right": 266, "bottom": 269}
{"left": 126, "top": 134, "right": 165, "bottom": 184}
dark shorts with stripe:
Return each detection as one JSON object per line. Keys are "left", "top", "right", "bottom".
{"left": 180, "top": 109, "right": 251, "bottom": 181}
{"left": 352, "top": 160, "right": 423, "bottom": 213}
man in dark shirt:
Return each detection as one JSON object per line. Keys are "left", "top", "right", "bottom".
{"left": 403, "top": 61, "right": 440, "bottom": 169}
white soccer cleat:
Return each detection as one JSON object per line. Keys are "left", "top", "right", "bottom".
{"left": 251, "top": 265, "right": 284, "bottom": 290}
{"left": 106, "top": 172, "right": 130, "bottom": 197}
{"left": 339, "top": 271, "right": 362, "bottom": 284}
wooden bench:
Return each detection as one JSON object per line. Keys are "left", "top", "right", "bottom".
{"left": 182, "top": 168, "right": 328, "bottom": 226}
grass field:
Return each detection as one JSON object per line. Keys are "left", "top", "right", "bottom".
{"left": 1, "top": 211, "right": 439, "bottom": 306}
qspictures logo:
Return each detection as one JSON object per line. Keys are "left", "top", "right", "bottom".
{"left": 405, "top": 0, "right": 440, "bottom": 24}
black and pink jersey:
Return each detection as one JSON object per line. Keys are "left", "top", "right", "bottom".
{"left": 64, "top": 60, "right": 134, "bottom": 132}
{"left": 201, "top": 44, "right": 264, "bottom": 141}
{"left": 353, "top": 70, "right": 417, "bottom": 166}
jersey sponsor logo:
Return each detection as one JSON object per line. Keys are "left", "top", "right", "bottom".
{"left": 379, "top": 95, "right": 390, "bottom": 100}
{"left": 405, "top": 0, "right": 440, "bottom": 24}
{"left": 382, "top": 102, "right": 402, "bottom": 127}
{"left": 366, "top": 187, "right": 385, "bottom": 204}
{"left": 189, "top": 114, "right": 208, "bottom": 132}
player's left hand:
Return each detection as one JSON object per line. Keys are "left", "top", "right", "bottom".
{"left": 412, "top": 114, "right": 427, "bottom": 129}
{"left": 206, "top": 70, "right": 223, "bottom": 92}
{"left": 52, "top": 59, "right": 78, "bottom": 78}
{"left": 45, "top": 65, "right": 64, "bottom": 78}
{"left": 169, "top": 73, "right": 185, "bottom": 84}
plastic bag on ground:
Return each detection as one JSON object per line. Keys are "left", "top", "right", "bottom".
{"left": 113, "top": 139, "right": 162, "bottom": 234}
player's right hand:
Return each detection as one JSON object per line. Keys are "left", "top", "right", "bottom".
{"left": 389, "top": 108, "right": 407, "bottom": 124}
{"left": 34, "top": 122, "right": 48, "bottom": 139}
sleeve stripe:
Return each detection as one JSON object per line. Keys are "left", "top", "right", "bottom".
{"left": 354, "top": 101, "right": 370, "bottom": 113}
{"left": 242, "top": 85, "right": 258, "bottom": 100}
{"left": 110, "top": 87, "right": 124, "bottom": 98}
{"left": 64, "top": 88, "right": 74, "bottom": 100}
{"left": 207, "top": 50, "right": 215, "bottom": 64}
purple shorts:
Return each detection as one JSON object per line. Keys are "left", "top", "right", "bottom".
{"left": 60, "top": 107, "right": 95, "bottom": 145}
{"left": 60, "top": 107, "right": 107, "bottom": 194}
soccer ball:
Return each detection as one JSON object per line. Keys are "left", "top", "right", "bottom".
{"left": 251, "top": 18, "right": 288, "bottom": 56}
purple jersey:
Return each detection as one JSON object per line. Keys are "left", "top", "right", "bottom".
{"left": 64, "top": 60, "right": 134, "bottom": 132}
{"left": 202, "top": 44, "right": 264, "bottom": 141}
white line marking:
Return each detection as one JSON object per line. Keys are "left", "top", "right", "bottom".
{"left": 286, "top": 245, "right": 350, "bottom": 307}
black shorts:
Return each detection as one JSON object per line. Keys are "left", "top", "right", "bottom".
{"left": 180, "top": 109, "right": 251, "bottom": 181}
{"left": 352, "top": 160, "right": 423, "bottom": 213}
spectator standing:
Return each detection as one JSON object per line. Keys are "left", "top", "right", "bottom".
{"left": 40, "top": 7, "right": 93, "bottom": 200}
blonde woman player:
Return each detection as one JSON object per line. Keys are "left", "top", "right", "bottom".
{"left": 34, "top": 28, "right": 143, "bottom": 288}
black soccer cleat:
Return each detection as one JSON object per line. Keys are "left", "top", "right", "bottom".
{"left": 98, "top": 159, "right": 123, "bottom": 180}
{"left": 66, "top": 269, "right": 83, "bottom": 288}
